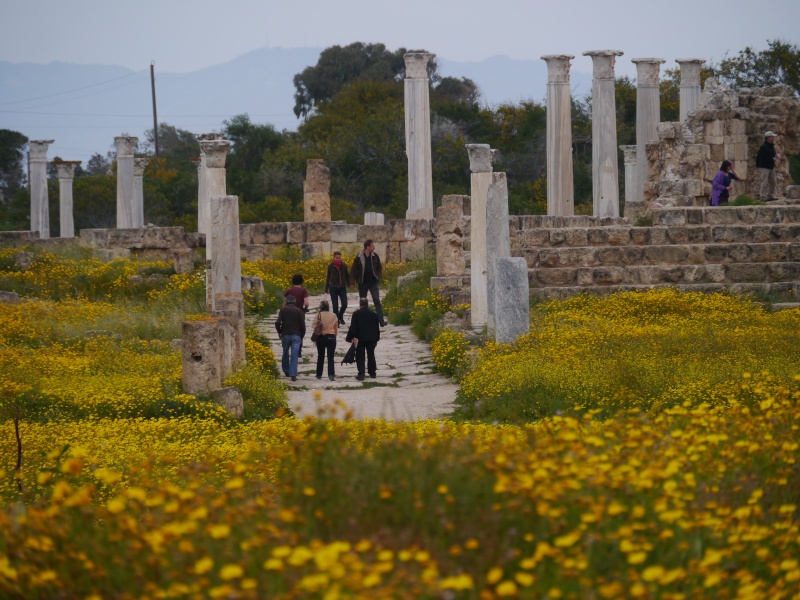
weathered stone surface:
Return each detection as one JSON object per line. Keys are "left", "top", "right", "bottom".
{"left": 304, "top": 192, "right": 331, "bottom": 222}
{"left": 306, "top": 222, "right": 334, "bottom": 243}
{"left": 644, "top": 246, "right": 690, "bottom": 263}
{"left": 142, "top": 226, "right": 187, "bottom": 249}
{"left": 209, "top": 196, "right": 242, "bottom": 310}
{"left": 211, "top": 387, "right": 244, "bottom": 419}
{"left": 435, "top": 205, "right": 465, "bottom": 277}
{"left": 726, "top": 263, "right": 768, "bottom": 282}
{"left": 241, "top": 276, "right": 264, "bottom": 293}
{"left": 0, "top": 290, "right": 21, "bottom": 303}
{"left": 13, "top": 251, "right": 34, "bottom": 270}
{"left": 0, "top": 231, "right": 39, "bottom": 246}
{"left": 592, "top": 266, "right": 624, "bottom": 285}
{"left": 486, "top": 172, "right": 511, "bottom": 332}
{"left": 286, "top": 223, "right": 307, "bottom": 244}
{"left": 359, "top": 225, "right": 389, "bottom": 243}
{"left": 536, "top": 268, "right": 576, "bottom": 286}
{"left": 494, "top": 257, "right": 529, "bottom": 344}
{"left": 182, "top": 319, "right": 223, "bottom": 394}
{"left": 243, "top": 245, "right": 266, "bottom": 262}
{"left": 331, "top": 223, "right": 359, "bottom": 243}
{"left": 173, "top": 248, "right": 195, "bottom": 274}
{"left": 214, "top": 292, "right": 246, "bottom": 370}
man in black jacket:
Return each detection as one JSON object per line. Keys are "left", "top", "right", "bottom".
{"left": 756, "top": 131, "right": 781, "bottom": 201}
{"left": 324, "top": 251, "right": 350, "bottom": 325}
{"left": 345, "top": 297, "right": 381, "bottom": 380}
{"left": 350, "top": 239, "right": 387, "bottom": 327}
{"left": 275, "top": 295, "right": 305, "bottom": 382}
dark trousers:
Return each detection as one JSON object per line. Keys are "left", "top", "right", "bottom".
{"left": 315, "top": 334, "right": 336, "bottom": 378}
{"left": 358, "top": 281, "right": 383, "bottom": 322}
{"left": 329, "top": 286, "right": 347, "bottom": 322}
{"left": 356, "top": 340, "right": 377, "bottom": 377}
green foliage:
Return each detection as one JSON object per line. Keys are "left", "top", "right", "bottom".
{"left": 715, "top": 39, "right": 800, "bottom": 95}
{"left": 0, "top": 129, "right": 28, "bottom": 201}
{"left": 730, "top": 194, "right": 761, "bottom": 206}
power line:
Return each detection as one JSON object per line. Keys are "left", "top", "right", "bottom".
{"left": 14, "top": 77, "right": 150, "bottom": 111}
{"left": 0, "top": 71, "right": 144, "bottom": 106}
{"left": 0, "top": 110, "right": 296, "bottom": 118}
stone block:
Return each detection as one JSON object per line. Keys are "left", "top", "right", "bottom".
{"left": 630, "top": 228, "right": 650, "bottom": 245}
{"left": 644, "top": 246, "right": 689, "bottom": 264}
{"left": 332, "top": 223, "right": 359, "bottom": 243}
{"left": 587, "top": 229, "right": 609, "bottom": 245}
{"left": 173, "top": 248, "right": 195, "bottom": 274}
{"left": 142, "top": 226, "right": 186, "bottom": 249}
{"left": 98, "top": 248, "right": 132, "bottom": 261}
{"left": 687, "top": 227, "right": 709, "bottom": 243}
{"left": 786, "top": 185, "right": 800, "bottom": 200}
{"left": 790, "top": 244, "right": 800, "bottom": 262}
{"left": 441, "top": 194, "right": 469, "bottom": 213}
{"left": 712, "top": 226, "right": 750, "bottom": 243}
{"left": 304, "top": 191, "right": 331, "bottom": 222}
{"left": 430, "top": 276, "right": 464, "bottom": 289}
{"left": 306, "top": 221, "right": 333, "bottom": 243}
{"left": 536, "top": 268, "right": 577, "bottom": 286}
{"left": 592, "top": 267, "right": 624, "bottom": 285}
{"left": 359, "top": 225, "right": 389, "bottom": 243}
{"left": 286, "top": 222, "right": 307, "bottom": 244}
{"left": 516, "top": 229, "right": 549, "bottom": 247}
{"left": 263, "top": 223, "right": 288, "bottom": 244}
{"left": 750, "top": 244, "right": 787, "bottom": 263}
{"left": 653, "top": 209, "right": 686, "bottom": 226}
{"left": 683, "top": 180, "right": 704, "bottom": 198}
{"left": 185, "top": 232, "right": 205, "bottom": 248}
{"left": 211, "top": 387, "right": 244, "bottom": 419}
{"left": 401, "top": 238, "right": 427, "bottom": 262}
{"left": 666, "top": 227, "right": 689, "bottom": 244}
{"left": 786, "top": 206, "right": 800, "bottom": 223}
{"left": 108, "top": 228, "right": 144, "bottom": 248}
{"left": 685, "top": 208, "right": 704, "bottom": 225}
{"left": 238, "top": 224, "right": 254, "bottom": 245}
{"left": 607, "top": 227, "right": 630, "bottom": 246}
{"left": 576, "top": 268, "right": 594, "bottom": 286}
{"left": 243, "top": 244, "right": 267, "bottom": 262}
{"left": 650, "top": 228, "right": 668, "bottom": 244}
{"left": 549, "top": 230, "right": 566, "bottom": 245}
{"left": 299, "top": 242, "right": 331, "bottom": 258}
{"left": 768, "top": 262, "right": 800, "bottom": 282}
{"left": 79, "top": 229, "right": 109, "bottom": 247}
{"left": 519, "top": 249, "right": 539, "bottom": 269}
{"left": 558, "top": 247, "right": 596, "bottom": 267}
{"left": 182, "top": 319, "right": 223, "bottom": 395}
{"left": 537, "top": 249, "right": 558, "bottom": 268}
{"left": 686, "top": 246, "right": 706, "bottom": 264}
{"left": 384, "top": 242, "right": 400, "bottom": 264}
{"left": 0, "top": 291, "right": 21, "bottom": 303}
{"left": 493, "top": 257, "right": 530, "bottom": 344}
{"left": 564, "top": 229, "right": 588, "bottom": 246}
{"left": 389, "top": 220, "right": 418, "bottom": 242}
{"left": 750, "top": 206, "right": 785, "bottom": 224}
{"left": 726, "top": 263, "right": 768, "bottom": 282}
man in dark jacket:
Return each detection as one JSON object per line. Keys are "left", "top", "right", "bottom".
{"left": 324, "top": 251, "right": 350, "bottom": 325}
{"left": 275, "top": 295, "right": 305, "bottom": 381}
{"left": 346, "top": 297, "right": 381, "bottom": 380}
{"left": 756, "top": 131, "right": 781, "bottom": 201}
{"left": 350, "top": 239, "right": 387, "bottom": 327}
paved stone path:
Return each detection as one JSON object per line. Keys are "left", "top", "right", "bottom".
{"left": 258, "top": 293, "right": 458, "bottom": 421}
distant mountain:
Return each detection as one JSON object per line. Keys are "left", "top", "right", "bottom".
{"left": 0, "top": 48, "right": 593, "bottom": 164}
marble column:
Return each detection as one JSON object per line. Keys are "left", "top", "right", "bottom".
{"left": 583, "top": 50, "right": 623, "bottom": 218}
{"left": 541, "top": 54, "right": 575, "bottom": 216}
{"left": 364, "top": 212, "right": 385, "bottom": 225}
{"left": 29, "top": 140, "right": 54, "bottom": 239}
{"left": 676, "top": 59, "right": 705, "bottom": 121}
{"left": 404, "top": 52, "right": 435, "bottom": 221}
{"left": 197, "top": 133, "right": 224, "bottom": 237}
{"left": 54, "top": 161, "right": 80, "bottom": 238}
{"left": 198, "top": 138, "right": 231, "bottom": 261}
{"left": 632, "top": 58, "right": 665, "bottom": 204}
{"left": 619, "top": 145, "right": 638, "bottom": 218}
{"left": 114, "top": 136, "right": 138, "bottom": 229}
{"left": 209, "top": 195, "right": 242, "bottom": 312}
{"left": 132, "top": 158, "right": 148, "bottom": 228}
{"left": 466, "top": 143, "right": 493, "bottom": 329}
{"left": 486, "top": 172, "right": 511, "bottom": 334}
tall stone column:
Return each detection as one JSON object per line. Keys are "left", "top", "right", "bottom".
{"left": 632, "top": 58, "right": 665, "bottom": 204}
{"left": 54, "top": 160, "right": 80, "bottom": 238}
{"left": 198, "top": 138, "right": 231, "bottom": 261}
{"left": 115, "top": 136, "right": 138, "bottom": 229}
{"left": 676, "top": 58, "right": 705, "bottom": 121}
{"left": 197, "top": 133, "right": 224, "bottom": 237}
{"left": 404, "top": 52, "right": 435, "bottom": 221}
{"left": 466, "top": 144, "right": 493, "bottom": 329}
{"left": 29, "top": 140, "right": 54, "bottom": 239}
{"left": 303, "top": 159, "right": 331, "bottom": 222}
{"left": 486, "top": 172, "right": 511, "bottom": 334}
{"left": 541, "top": 54, "right": 575, "bottom": 216}
{"left": 132, "top": 158, "right": 149, "bottom": 228}
{"left": 583, "top": 50, "right": 624, "bottom": 218}
{"left": 209, "top": 195, "right": 242, "bottom": 312}
{"left": 619, "top": 145, "right": 639, "bottom": 219}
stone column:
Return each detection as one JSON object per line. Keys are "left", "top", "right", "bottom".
{"left": 486, "top": 172, "right": 511, "bottom": 334}
{"left": 494, "top": 257, "right": 530, "bottom": 345}
{"left": 304, "top": 159, "right": 331, "bottom": 221}
{"left": 132, "top": 158, "right": 148, "bottom": 228}
{"left": 364, "top": 212, "right": 385, "bottom": 225}
{"left": 209, "top": 195, "right": 242, "bottom": 312}
{"left": 404, "top": 52, "right": 435, "bottom": 221}
{"left": 182, "top": 319, "right": 223, "bottom": 394}
{"left": 54, "top": 160, "right": 80, "bottom": 238}
{"left": 676, "top": 58, "right": 705, "bottom": 121}
{"left": 198, "top": 138, "right": 231, "bottom": 261}
{"left": 115, "top": 136, "right": 138, "bottom": 229}
{"left": 466, "top": 143, "right": 493, "bottom": 329}
{"left": 435, "top": 199, "right": 465, "bottom": 277}
{"left": 632, "top": 58, "right": 665, "bottom": 204}
{"left": 29, "top": 140, "right": 54, "bottom": 239}
{"left": 583, "top": 50, "right": 624, "bottom": 218}
{"left": 197, "top": 133, "right": 224, "bottom": 238}
{"left": 619, "top": 145, "right": 639, "bottom": 219}
{"left": 541, "top": 54, "right": 575, "bottom": 216}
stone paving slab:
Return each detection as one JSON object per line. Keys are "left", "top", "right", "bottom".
{"left": 258, "top": 293, "right": 457, "bottom": 421}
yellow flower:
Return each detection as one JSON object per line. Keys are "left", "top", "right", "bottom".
{"left": 194, "top": 556, "right": 214, "bottom": 575}
{"left": 219, "top": 564, "right": 244, "bottom": 580}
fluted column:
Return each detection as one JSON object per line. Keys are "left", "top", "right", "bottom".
{"left": 541, "top": 54, "right": 575, "bottom": 216}
{"left": 209, "top": 195, "right": 242, "bottom": 312}
{"left": 676, "top": 58, "right": 705, "bottom": 121}
{"left": 404, "top": 52, "right": 435, "bottom": 221}
{"left": 115, "top": 136, "right": 138, "bottom": 229}
{"left": 632, "top": 58, "right": 665, "bottom": 204}
{"left": 132, "top": 158, "right": 148, "bottom": 228}
{"left": 619, "top": 145, "right": 638, "bottom": 218}
{"left": 29, "top": 140, "right": 53, "bottom": 239}
{"left": 54, "top": 161, "right": 80, "bottom": 238}
{"left": 198, "top": 138, "right": 231, "bottom": 261}
{"left": 583, "top": 50, "right": 623, "bottom": 217}
{"left": 466, "top": 144, "right": 493, "bottom": 329}
{"left": 197, "top": 133, "right": 223, "bottom": 237}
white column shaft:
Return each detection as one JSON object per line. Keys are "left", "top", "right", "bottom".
{"left": 404, "top": 52, "right": 435, "bottom": 220}
{"left": 115, "top": 136, "right": 137, "bottom": 229}
{"left": 198, "top": 139, "right": 231, "bottom": 261}
{"left": 486, "top": 172, "right": 511, "bottom": 333}
{"left": 29, "top": 140, "right": 53, "bottom": 239}
{"left": 542, "top": 55, "right": 575, "bottom": 216}
{"left": 210, "top": 195, "right": 242, "bottom": 311}
{"left": 677, "top": 59, "right": 705, "bottom": 121}
{"left": 132, "top": 158, "right": 148, "bottom": 228}
{"left": 633, "top": 59, "right": 664, "bottom": 204}
{"left": 198, "top": 154, "right": 208, "bottom": 234}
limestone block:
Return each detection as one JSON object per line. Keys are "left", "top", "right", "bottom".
{"left": 262, "top": 223, "right": 288, "bottom": 244}
{"left": 435, "top": 208, "right": 466, "bottom": 277}
{"left": 211, "top": 387, "right": 244, "bottom": 419}
{"left": 299, "top": 242, "right": 331, "bottom": 258}
{"left": 401, "top": 238, "right": 427, "bottom": 262}
{"left": 286, "top": 223, "right": 307, "bottom": 244}
{"left": 767, "top": 262, "right": 800, "bottom": 282}
{"left": 653, "top": 209, "right": 686, "bottom": 226}
{"left": 304, "top": 192, "right": 331, "bottom": 222}
{"left": 389, "top": 220, "right": 419, "bottom": 242}
{"left": 243, "top": 245, "right": 267, "bottom": 262}
{"left": 751, "top": 207, "right": 786, "bottom": 224}
{"left": 557, "top": 247, "right": 597, "bottom": 267}
{"left": 667, "top": 227, "right": 689, "bottom": 244}
{"left": 587, "top": 229, "right": 609, "bottom": 245}
{"left": 786, "top": 185, "right": 800, "bottom": 200}
{"left": 576, "top": 268, "right": 594, "bottom": 285}
{"left": 537, "top": 249, "right": 559, "bottom": 268}
{"left": 712, "top": 226, "right": 750, "bottom": 243}
{"left": 606, "top": 227, "right": 630, "bottom": 246}
{"left": 12, "top": 251, "right": 34, "bottom": 270}
{"left": 359, "top": 225, "right": 389, "bottom": 243}
{"left": 332, "top": 223, "right": 359, "bottom": 243}
{"left": 751, "top": 226, "right": 774, "bottom": 243}
{"left": 564, "top": 229, "right": 588, "bottom": 246}
{"left": 516, "top": 229, "right": 549, "bottom": 247}
{"left": 787, "top": 207, "right": 800, "bottom": 223}
{"left": 549, "top": 230, "right": 566, "bottom": 245}
{"left": 304, "top": 159, "right": 330, "bottom": 193}
{"left": 790, "top": 244, "right": 800, "bottom": 262}
{"left": 687, "top": 227, "right": 708, "bottom": 243}
{"left": 241, "top": 276, "right": 265, "bottom": 293}
{"left": 239, "top": 224, "right": 254, "bottom": 245}
{"left": 727, "top": 244, "right": 751, "bottom": 262}
{"left": 536, "top": 268, "right": 577, "bottom": 286}
{"left": 98, "top": 248, "right": 132, "bottom": 261}
{"left": 182, "top": 319, "right": 223, "bottom": 394}
{"left": 430, "top": 276, "right": 465, "bottom": 289}
{"left": 185, "top": 232, "right": 205, "bottom": 248}
{"left": 726, "top": 263, "right": 768, "bottom": 282}
{"left": 79, "top": 229, "right": 109, "bottom": 247}
{"left": 173, "top": 248, "right": 195, "bottom": 274}
{"left": 306, "top": 221, "right": 333, "bottom": 243}
{"left": 751, "top": 243, "right": 788, "bottom": 263}
{"left": 214, "top": 292, "right": 246, "bottom": 369}
{"left": 644, "top": 246, "right": 689, "bottom": 264}
{"left": 686, "top": 246, "right": 705, "bottom": 264}
{"left": 108, "top": 228, "right": 144, "bottom": 248}
{"left": 364, "top": 212, "right": 385, "bottom": 225}
{"left": 493, "top": 257, "right": 529, "bottom": 344}
{"left": 650, "top": 228, "right": 668, "bottom": 244}
{"left": 417, "top": 219, "right": 434, "bottom": 237}
{"left": 142, "top": 226, "right": 186, "bottom": 249}
{"left": 519, "top": 249, "right": 540, "bottom": 269}
{"left": 215, "top": 317, "right": 233, "bottom": 380}
{"left": 592, "top": 267, "right": 624, "bottom": 285}
{"left": 385, "top": 242, "right": 401, "bottom": 264}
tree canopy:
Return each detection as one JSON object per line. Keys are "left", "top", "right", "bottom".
{"left": 716, "top": 39, "right": 800, "bottom": 95}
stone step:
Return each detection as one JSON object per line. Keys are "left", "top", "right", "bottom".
{"left": 530, "top": 281, "right": 799, "bottom": 301}
{"left": 527, "top": 262, "right": 800, "bottom": 289}
{"left": 652, "top": 205, "right": 800, "bottom": 227}
{"left": 510, "top": 215, "right": 628, "bottom": 229}
{"left": 513, "top": 223, "right": 800, "bottom": 248}
{"left": 517, "top": 242, "right": 800, "bottom": 270}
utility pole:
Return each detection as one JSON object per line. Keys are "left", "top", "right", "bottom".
{"left": 150, "top": 61, "right": 159, "bottom": 167}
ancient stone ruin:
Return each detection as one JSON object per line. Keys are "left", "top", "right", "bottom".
{"left": 303, "top": 159, "right": 332, "bottom": 222}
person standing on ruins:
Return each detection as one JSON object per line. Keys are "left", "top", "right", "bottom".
{"left": 756, "top": 131, "right": 781, "bottom": 201}
{"left": 275, "top": 295, "right": 305, "bottom": 382}
{"left": 346, "top": 297, "right": 381, "bottom": 380}
{"left": 351, "top": 239, "right": 388, "bottom": 327}
{"left": 324, "top": 251, "right": 350, "bottom": 326}
{"left": 711, "top": 160, "right": 740, "bottom": 206}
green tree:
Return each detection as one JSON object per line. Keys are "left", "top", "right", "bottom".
{"left": 716, "top": 39, "right": 800, "bottom": 95}
{"left": 222, "top": 114, "right": 285, "bottom": 206}
{"left": 143, "top": 123, "right": 198, "bottom": 173}
{"left": 0, "top": 129, "right": 28, "bottom": 205}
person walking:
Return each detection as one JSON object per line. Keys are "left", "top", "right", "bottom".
{"left": 284, "top": 273, "right": 310, "bottom": 312}
{"left": 711, "top": 160, "right": 740, "bottom": 206}
{"left": 346, "top": 297, "right": 381, "bottom": 381}
{"left": 350, "top": 239, "right": 388, "bottom": 327}
{"left": 313, "top": 299, "right": 339, "bottom": 381}
{"left": 756, "top": 131, "right": 781, "bottom": 201}
{"left": 324, "top": 251, "right": 350, "bottom": 326}
{"left": 275, "top": 295, "right": 305, "bottom": 382}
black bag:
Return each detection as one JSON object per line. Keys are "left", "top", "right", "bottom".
{"left": 310, "top": 315, "right": 322, "bottom": 343}
{"left": 341, "top": 343, "right": 356, "bottom": 365}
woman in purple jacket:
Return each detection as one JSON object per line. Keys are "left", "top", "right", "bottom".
{"left": 711, "top": 160, "right": 740, "bottom": 206}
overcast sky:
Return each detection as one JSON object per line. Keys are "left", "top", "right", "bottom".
{"left": 2, "top": 0, "right": 798, "bottom": 77}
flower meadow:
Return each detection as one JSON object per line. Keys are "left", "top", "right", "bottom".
{"left": 2, "top": 247, "right": 800, "bottom": 598}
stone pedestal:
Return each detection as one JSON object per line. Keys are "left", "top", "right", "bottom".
{"left": 213, "top": 291, "right": 246, "bottom": 370}
{"left": 632, "top": 58, "right": 665, "bottom": 204}
{"left": 494, "top": 257, "right": 530, "bottom": 345}
{"left": 584, "top": 50, "right": 624, "bottom": 218}
{"left": 211, "top": 387, "right": 244, "bottom": 419}
{"left": 620, "top": 145, "right": 640, "bottom": 219}
{"left": 54, "top": 160, "right": 80, "bottom": 238}
{"left": 404, "top": 52, "right": 435, "bottom": 221}
{"left": 486, "top": 172, "right": 511, "bottom": 333}
{"left": 435, "top": 196, "right": 466, "bottom": 277}
{"left": 303, "top": 159, "right": 331, "bottom": 222}
{"left": 132, "top": 158, "right": 148, "bottom": 228}
{"left": 29, "top": 140, "right": 54, "bottom": 239}
{"left": 466, "top": 144, "right": 493, "bottom": 329}
{"left": 541, "top": 55, "right": 575, "bottom": 216}
{"left": 174, "top": 248, "right": 195, "bottom": 274}
{"left": 182, "top": 319, "right": 223, "bottom": 394}
{"left": 199, "top": 138, "right": 231, "bottom": 308}
{"left": 197, "top": 133, "right": 225, "bottom": 240}
{"left": 676, "top": 58, "right": 705, "bottom": 121}
{"left": 115, "top": 136, "right": 138, "bottom": 229}
{"left": 209, "top": 195, "right": 242, "bottom": 312}
{"left": 364, "top": 212, "right": 385, "bottom": 225}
